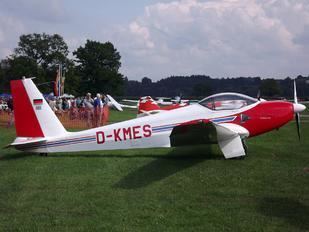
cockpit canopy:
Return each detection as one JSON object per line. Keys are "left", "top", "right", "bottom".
{"left": 199, "top": 93, "right": 258, "bottom": 111}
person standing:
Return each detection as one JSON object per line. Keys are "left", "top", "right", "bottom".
{"left": 6, "top": 97, "right": 14, "bottom": 127}
{"left": 83, "top": 93, "right": 94, "bottom": 128}
{"left": 94, "top": 93, "right": 103, "bottom": 127}
{"left": 48, "top": 97, "right": 57, "bottom": 113}
{"left": 101, "top": 94, "right": 109, "bottom": 126}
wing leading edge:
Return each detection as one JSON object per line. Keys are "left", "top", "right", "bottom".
{"left": 170, "top": 121, "right": 249, "bottom": 159}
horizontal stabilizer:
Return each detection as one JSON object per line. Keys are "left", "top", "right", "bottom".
{"left": 6, "top": 137, "right": 46, "bottom": 148}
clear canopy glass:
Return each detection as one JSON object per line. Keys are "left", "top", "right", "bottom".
{"left": 199, "top": 93, "right": 258, "bottom": 111}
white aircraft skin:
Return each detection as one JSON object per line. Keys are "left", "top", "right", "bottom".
{"left": 9, "top": 78, "right": 306, "bottom": 159}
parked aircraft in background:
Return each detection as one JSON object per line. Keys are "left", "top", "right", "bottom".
{"left": 105, "top": 95, "right": 123, "bottom": 111}
{"left": 156, "top": 96, "right": 189, "bottom": 105}
{"left": 137, "top": 96, "right": 188, "bottom": 117}
{"left": 7, "top": 78, "right": 306, "bottom": 159}
{"left": 122, "top": 96, "right": 192, "bottom": 107}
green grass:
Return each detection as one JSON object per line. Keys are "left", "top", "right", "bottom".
{"left": 0, "top": 109, "right": 309, "bottom": 231}
{"left": 109, "top": 108, "right": 137, "bottom": 123}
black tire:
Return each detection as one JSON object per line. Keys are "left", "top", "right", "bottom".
{"left": 242, "top": 139, "right": 248, "bottom": 155}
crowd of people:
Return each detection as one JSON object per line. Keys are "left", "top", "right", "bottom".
{"left": 0, "top": 97, "right": 14, "bottom": 127}
{"left": 0, "top": 92, "right": 110, "bottom": 129}
{"left": 47, "top": 92, "right": 110, "bottom": 128}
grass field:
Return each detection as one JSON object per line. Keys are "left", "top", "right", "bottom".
{"left": 0, "top": 108, "right": 309, "bottom": 231}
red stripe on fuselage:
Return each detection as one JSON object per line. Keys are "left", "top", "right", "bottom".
{"left": 11, "top": 80, "right": 44, "bottom": 137}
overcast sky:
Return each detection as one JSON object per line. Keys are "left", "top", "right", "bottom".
{"left": 0, "top": 0, "right": 309, "bottom": 81}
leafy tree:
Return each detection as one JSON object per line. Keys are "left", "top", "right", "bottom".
{"left": 14, "top": 33, "right": 69, "bottom": 70}
{"left": 61, "top": 61, "right": 81, "bottom": 96}
{"left": 73, "top": 40, "right": 124, "bottom": 95}
{"left": 1, "top": 33, "right": 72, "bottom": 93}
{"left": 0, "top": 57, "right": 47, "bottom": 92}
{"left": 0, "top": 60, "right": 11, "bottom": 91}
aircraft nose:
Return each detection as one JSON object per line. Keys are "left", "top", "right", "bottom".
{"left": 293, "top": 103, "right": 306, "bottom": 113}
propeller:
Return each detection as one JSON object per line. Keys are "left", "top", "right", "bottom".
{"left": 293, "top": 80, "right": 306, "bottom": 141}
{"left": 295, "top": 112, "right": 301, "bottom": 141}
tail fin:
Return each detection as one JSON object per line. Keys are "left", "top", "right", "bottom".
{"left": 10, "top": 78, "right": 67, "bottom": 138}
{"left": 138, "top": 96, "right": 161, "bottom": 114}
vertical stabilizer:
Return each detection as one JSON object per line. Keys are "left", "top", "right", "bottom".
{"left": 11, "top": 78, "right": 67, "bottom": 138}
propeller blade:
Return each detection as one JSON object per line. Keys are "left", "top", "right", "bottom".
{"left": 294, "top": 80, "right": 298, "bottom": 104}
{"left": 295, "top": 113, "right": 301, "bottom": 141}
{"left": 292, "top": 80, "right": 305, "bottom": 141}
{"left": 294, "top": 80, "right": 301, "bottom": 140}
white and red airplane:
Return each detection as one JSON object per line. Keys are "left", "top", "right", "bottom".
{"left": 7, "top": 77, "right": 306, "bottom": 159}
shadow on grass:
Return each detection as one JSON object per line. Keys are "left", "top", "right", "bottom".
{"left": 1, "top": 145, "right": 221, "bottom": 161}
{"left": 114, "top": 145, "right": 220, "bottom": 189}
{"left": 0, "top": 151, "right": 35, "bottom": 160}
{"left": 48, "top": 153, "right": 212, "bottom": 159}
{"left": 259, "top": 197, "right": 309, "bottom": 230}
{"left": 45, "top": 145, "right": 220, "bottom": 160}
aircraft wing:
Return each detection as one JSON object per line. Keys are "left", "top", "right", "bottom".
{"left": 120, "top": 104, "right": 138, "bottom": 109}
{"left": 106, "top": 94, "right": 123, "bottom": 111}
{"left": 170, "top": 121, "right": 249, "bottom": 159}
{"left": 122, "top": 99, "right": 139, "bottom": 103}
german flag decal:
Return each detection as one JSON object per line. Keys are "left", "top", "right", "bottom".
{"left": 33, "top": 99, "right": 43, "bottom": 105}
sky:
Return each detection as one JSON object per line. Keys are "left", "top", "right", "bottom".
{"left": 0, "top": 0, "right": 309, "bottom": 81}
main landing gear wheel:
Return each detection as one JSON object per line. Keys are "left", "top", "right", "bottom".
{"left": 242, "top": 139, "right": 248, "bottom": 155}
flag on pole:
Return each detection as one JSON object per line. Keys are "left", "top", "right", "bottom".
{"left": 54, "top": 66, "right": 61, "bottom": 97}
{"left": 61, "top": 75, "right": 65, "bottom": 96}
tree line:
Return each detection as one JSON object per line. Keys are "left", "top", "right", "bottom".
{"left": 125, "top": 75, "right": 309, "bottom": 99}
